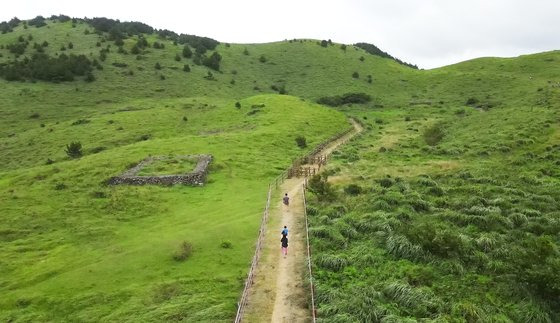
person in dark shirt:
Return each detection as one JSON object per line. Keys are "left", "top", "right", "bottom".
{"left": 283, "top": 193, "right": 289, "bottom": 206}
{"left": 281, "top": 235, "right": 288, "bottom": 257}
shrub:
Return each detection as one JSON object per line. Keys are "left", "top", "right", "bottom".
{"left": 352, "top": 71, "right": 359, "bottom": 78}
{"left": 173, "top": 241, "right": 193, "bottom": 261}
{"left": 65, "top": 141, "right": 83, "bottom": 158}
{"left": 317, "top": 93, "right": 371, "bottom": 107}
{"left": 295, "top": 136, "right": 307, "bottom": 148}
{"left": 154, "top": 62, "right": 161, "bottom": 70}
{"left": 174, "top": 53, "right": 181, "bottom": 61}
{"left": 344, "top": 184, "right": 362, "bottom": 195}
{"left": 183, "top": 64, "right": 190, "bottom": 72}
{"left": 320, "top": 40, "right": 328, "bottom": 47}
{"left": 182, "top": 45, "right": 192, "bottom": 58}
{"left": 379, "top": 177, "right": 394, "bottom": 188}
{"left": 423, "top": 123, "right": 445, "bottom": 146}
{"left": 202, "top": 51, "right": 222, "bottom": 71}
{"left": 259, "top": 54, "right": 267, "bottom": 63}
{"left": 466, "top": 97, "right": 479, "bottom": 105}
{"left": 308, "top": 173, "right": 336, "bottom": 201}
{"left": 243, "top": 48, "right": 249, "bottom": 55}
{"left": 220, "top": 241, "right": 232, "bottom": 249}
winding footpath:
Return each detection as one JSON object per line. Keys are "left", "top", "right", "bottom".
{"left": 242, "top": 119, "right": 362, "bottom": 323}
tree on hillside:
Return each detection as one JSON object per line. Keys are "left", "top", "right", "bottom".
{"left": 182, "top": 45, "right": 192, "bottom": 58}
{"left": 202, "top": 51, "right": 222, "bottom": 71}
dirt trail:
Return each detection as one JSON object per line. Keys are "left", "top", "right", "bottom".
{"left": 243, "top": 120, "right": 362, "bottom": 323}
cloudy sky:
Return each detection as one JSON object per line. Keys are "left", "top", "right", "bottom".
{"left": 2, "top": 0, "right": 559, "bottom": 69}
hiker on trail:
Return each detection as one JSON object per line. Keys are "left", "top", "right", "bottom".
{"left": 281, "top": 226, "right": 288, "bottom": 236}
{"left": 283, "top": 193, "right": 289, "bottom": 206}
{"left": 281, "top": 235, "right": 289, "bottom": 257}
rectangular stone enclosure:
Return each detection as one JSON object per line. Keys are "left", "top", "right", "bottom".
{"left": 106, "top": 154, "right": 213, "bottom": 186}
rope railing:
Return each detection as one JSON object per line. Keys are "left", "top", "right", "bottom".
{"left": 234, "top": 184, "right": 272, "bottom": 323}
{"left": 302, "top": 184, "right": 317, "bottom": 323}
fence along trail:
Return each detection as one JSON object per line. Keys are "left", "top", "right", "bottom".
{"left": 240, "top": 119, "right": 362, "bottom": 322}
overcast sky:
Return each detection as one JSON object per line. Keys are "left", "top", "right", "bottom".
{"left": 2, "top": 0, "right": 559, "bottom": 69}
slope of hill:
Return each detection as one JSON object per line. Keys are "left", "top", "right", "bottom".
{"left": 0, "top": 15, "right": 559, "bottom": 322}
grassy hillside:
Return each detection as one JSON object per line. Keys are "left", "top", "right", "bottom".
{"left": 306, "top": 69, "right": 560, "bottom": 320}
{"left": 0, "top": 92, "right": 349, "bottom": 322}
{"left": 1, "top": 15, "right": 559, "bottom": 322}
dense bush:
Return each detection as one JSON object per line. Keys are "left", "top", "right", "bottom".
{"left": 423, "top": 123, "right": 445, "bottom": 146}
{"left": 295, "top": 135, "right": 307, "bottom": 148}
{"left": 28, "top": 16, "right": 47, "bottom": 28}
{"left": 354, "top": 42, "right": 418, "bottom": 69}
{"left": 65, "top": 141, "right": 83, "bottom": 158}
{"left": 0, "top": 53, "right": 93, "bottom": 82}
{"left": 182, "top": 45, "right": 192, "bottom": 58}
{"left": 317, "top": 92, "right": 371, "bottom": 107}
{"left": 202, "top": 51, "right": 222, "bottom": 71}
{"left": 173, "top": 241, "right": 193, "bottom": 261}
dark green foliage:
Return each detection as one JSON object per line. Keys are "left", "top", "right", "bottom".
{"left": 87, "top": 17, "right": 154, "bottom": 37}
{"left": 340, "top": 44, "right": 347, "bottom": 51}
{"left": 354, "top": 42, "right": 418, "bottom": 69}
{"left": 182, "top": 64, "right": 190, "bottom": 72}
{"left": 307, "top": 173, "right": 335, "bottom": 201}
{"left": 295, "top": 135, "right": 307, "bottom": 148}
{"left": 202, "top": 51, "right": 222, "bottom": 71}
{"left": 235, "top": 102, "right": 241, "bottom": 108}
{"left": 0, "top": 17, "right": 21, "bottom": 33}
{"left": 173, "top": 241, "right": 193, "bottom": 261}
{"left": 243, "top": 48, "right": 249, "bottom": 55}
{"left": 259, "top": 55, "right": 267, "bottom": 63}
{"left": 352, "top": 71, "right": 359, "bottom": 79}
{"left": 182, "top": 45, "right": 192, "bottom": 58}
{"left": 220, "top": 241, "right": 232, "bottom": 249}
{"left": 28, "top": 16, "right": 47, "bottom": 28}
{"left": 71, "top": 119, "right": 90, "bottom": 125}
{"left": 344, "top": 184, "right": 362, "bottom": 195}
{"left": 68, "top": 42, "right": 74, "bottom": 49}
{"left": 271, "top": 84, "right": 287, "bottom": 94}
{"left": 423, "top": 123, "right": 445, "bottom": 146}
{"left": 65, "top": 141, "right": 83, "bottom": 158}
{"left": 0, "top": 53, "right": 93, "bottom": 82}
{"left": 320, "top": 40, "right": 328, "bottom": 47}
{"left": 7, "top": 42, "right": 28, "bottom": 56}
{"left": 174, "top": 53, "right": 181, "bottom": 62}
{"left": 154, "top": 62, "right": 161, "bottom": 70}
{"left": 317, "top": 92, "right": 371, "bottom": 107}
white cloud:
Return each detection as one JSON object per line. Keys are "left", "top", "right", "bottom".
{"left": 1, "top": 0, "right": 559, "bottom": 68}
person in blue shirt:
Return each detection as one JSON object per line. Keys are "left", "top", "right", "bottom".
{"left": 281, "top": 226, "right": 288, "bottom": 236}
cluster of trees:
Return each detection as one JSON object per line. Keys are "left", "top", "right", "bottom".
{"left": 354, "top": 42, "right": 418, "bottom": 69}
{"left": 87, "top": 17, "right": 153, "bottom": 38}
{"left": 6, "top": 41, "right": 28, "bottom": 56}
{"left": 0, "top": 53, "right": 93, "bottom": 82}
{"left": 0, "top": 17, "right": 21, "bottom": 33}
{"left": 317, "top": 92, "right": 371, "bottom": 106}
{"left": 28, "top": 16, "right": 47, "bottom": 28}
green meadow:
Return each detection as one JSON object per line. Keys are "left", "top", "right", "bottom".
{"left": 1, "top": 16, "right": 559, "bottom": 322}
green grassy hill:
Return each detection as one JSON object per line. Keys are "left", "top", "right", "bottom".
{"left": 0, "top": 16, "right": 559, "bottom": 322}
